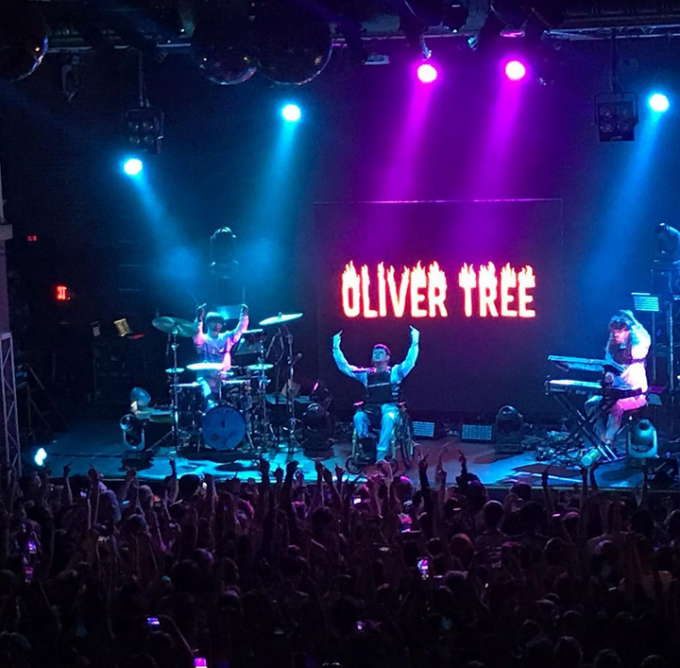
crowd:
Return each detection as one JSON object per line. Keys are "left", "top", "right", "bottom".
{"left": 1, "top": 448, "right": 679, "bottom": 668}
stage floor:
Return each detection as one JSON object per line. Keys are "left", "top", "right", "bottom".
{"left": 35, "top": 417, "right": 647, "bottom": 489}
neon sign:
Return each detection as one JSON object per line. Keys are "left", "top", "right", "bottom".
{"left": 342, "top": 261, "right": 447, "bottom": 319}
{"left": 340, "top": 261, "right": 536, "bottom": 319}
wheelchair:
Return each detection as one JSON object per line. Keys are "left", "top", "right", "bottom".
{"left": 345, "top": 401, "right": 415, "bottom": 474}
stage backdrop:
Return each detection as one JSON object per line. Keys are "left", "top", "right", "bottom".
{"left": 314, "top": 200, "right": 565, "bottom": 416}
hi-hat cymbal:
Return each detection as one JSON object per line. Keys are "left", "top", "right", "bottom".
{"left": 259, "top": 312, "right": 303, "bottom": 327}
{"left": 152, "top": 316, "right": 198, "bottom": 338}
{"left": 187, "top": 362, "right": 224, "bottom": 372}
{"left": 165, "top": 367, "right": 185, "bottom": 375}
{"left": 247, "top": 363, "right": 274, "bottom": 372}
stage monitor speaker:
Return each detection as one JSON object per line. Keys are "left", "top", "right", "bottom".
{"left": 121, "top": 448, "right": 154, "bottom": 470}
{"left": 494, "top": 441, "right": 524, "bottom": 454}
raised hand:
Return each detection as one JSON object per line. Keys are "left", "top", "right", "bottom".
{"left": 241, "top": 304, "right": 249, "bottom": 315}
{"left": 258, "top": 457, "right": 271, "bottom": 478}
{"left": 286, "top": 460, "right": 299, "bottom": 476}
{"left": 332, "top": 331, "right": 342, "bottom": 347}
{"left": 541, "top": 465, "right": 551, "bottom": 487}
{"left": 376, "top": 460, "right": 393, "bottom": 484}
{"left": 321, "top": 466, "right": 334, "bottom": 485}
{"left": 435, "top": 455, "right": 446, "bottom": 486}
{"left": 334, "top": 464, "right": 344, "bottom": 482}
{"left": 409, "top": 326, "right": 420, "bottom": 343}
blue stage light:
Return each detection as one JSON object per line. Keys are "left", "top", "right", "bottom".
{"left": 281, "top": 104, "right": 301, "bottom": 122}
{"left": 34, "top": 448, "right": 47, "bottom": 467}
{"left": 648, "top": 93, "right": 670, "bottom": 113}
{"left": 123, "top": 157, "right": 144, "bottom": 176}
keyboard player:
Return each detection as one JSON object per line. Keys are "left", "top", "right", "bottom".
{"left": 585, "top": 310, "right": 651, "bottom": 449}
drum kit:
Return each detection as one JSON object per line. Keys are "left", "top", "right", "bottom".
{"left": 150, "top": 311, "right": 304, "bottom": 457}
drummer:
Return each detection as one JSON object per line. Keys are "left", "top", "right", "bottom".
{"left": 194, "top": 304, "right": 249, "bottom": 408}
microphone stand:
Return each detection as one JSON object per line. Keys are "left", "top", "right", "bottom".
{"left": 255, "top": 338, "right": 273, "bottom": 451}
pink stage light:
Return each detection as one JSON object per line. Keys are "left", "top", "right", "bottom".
{"left": 417, "top": 63, "right": 438, "bottom": 84}
{"left": 504, "top": 60, "right": 527, "bottom": 81}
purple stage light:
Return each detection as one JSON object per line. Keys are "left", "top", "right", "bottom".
{"left": 504, "top": 60, "right": 527, "bottom": 81}
{"left": 417, "top": 63, "right": 438, "bottom": 84}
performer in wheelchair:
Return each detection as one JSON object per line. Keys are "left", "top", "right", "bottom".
{"left": 586, "top": 309, "right": 651, "bottom": 448}
{"left": 332, "top": 326, "right": 420, "bottom": 461}
{"left": 194, "top": 303, "right": 249, "bottom": 409}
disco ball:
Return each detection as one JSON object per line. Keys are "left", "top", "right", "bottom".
{"left": 253, "top": 3, "right": 332, "bottom": 85}
{"left": 0, "top": 2, "right": 48, "bottom": 82}
{"left": 191, "top": 12, "right": 256, "bottom": 86}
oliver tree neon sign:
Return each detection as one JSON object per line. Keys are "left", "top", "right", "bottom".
{"left": 341, "top": 261, "right": 536, "bottom": 319}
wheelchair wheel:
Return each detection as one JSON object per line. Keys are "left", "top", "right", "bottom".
{"left": 346, "top": 456, "right": 363, "bottom": 475}
{"left": 400, "top": 420, "right": 415, "bottom": 469}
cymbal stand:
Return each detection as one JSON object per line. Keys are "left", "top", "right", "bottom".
{"left": 253, "top": 339, "right": 274, "bottom": 450}
{"left": 151, "top": 329, "right": 183, "bottom": 452}
{"left": 169, "top": 330, "right": 181, "bottom": 447}
{"left": 281, "top": 324, "right": 301, "bottom": 455}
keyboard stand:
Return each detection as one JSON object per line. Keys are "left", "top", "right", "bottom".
{"left": 551, "top": 393, "right": 621, "bottom": 463}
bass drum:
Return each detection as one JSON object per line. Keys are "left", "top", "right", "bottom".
{"left": 201, "top": 405, "right": 246, "bottom": 450}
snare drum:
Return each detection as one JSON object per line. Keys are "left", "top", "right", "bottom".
{"left": 201, "top": 405, "right": 246, "bottom": 450}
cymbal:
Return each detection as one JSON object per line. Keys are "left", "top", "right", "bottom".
{"left": 165, "top": 367, "right": 185, "bottom": 375}
{"left": 241, "top": 328, "right": 266, "bottom": 337}
{"left": 152, "top": 316, "right": 198, "bottom": 338}
{"left": 247, "top": 363, "right": 274, "bottom": 372}
{"left": 258, "top": 312, "right": 303, "bottom": 327}
{"left": 187, "top": 362, "right": 224, "bottom": 372}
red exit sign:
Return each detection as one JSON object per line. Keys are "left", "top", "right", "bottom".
{"left": 55, "top": 285, "right": 70, "bottom": 301}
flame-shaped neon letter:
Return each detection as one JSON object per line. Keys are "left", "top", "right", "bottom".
{"left": 377, "top": 263, "right": 387, "bottom": 317}
{"left": 500, "top": 263, "right": 518, "bottom": 317}
{"left": 410, "top": 261, "right": 428, "bottom": 318}
{"left": 428, "top": 261, "right": 448, "bottom": 317}
{"left": 458, "top": 263, "right": 476, "bottom": 318}
{"left": 341, "top": 261, "right": 361, "bottom": 318}
{"left": 479, "top": 262, "right": 499, "bottom": 318}
{"left": 360, "top": 265, "right": 378, "bottom": 318}
{"left": 518, "top": 265, "right": 536, "bottom": 318}
{"left": 387, "top": 265, "right": 410, "bottom": 318}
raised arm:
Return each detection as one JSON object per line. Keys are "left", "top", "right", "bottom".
{"left": 631, "top": 321, "right": 651, "bottom": 360}
{"left": 224, "top": 304, "right": 249, "bottom": 348}
{"left": 193, "top": 303, "right": 206, "bottom": 348}
{"left": 332, "top": 331, "right": 367, "bottom": 382}
{"left": 394, "top": 326, "right": 420, "bottom": 381}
